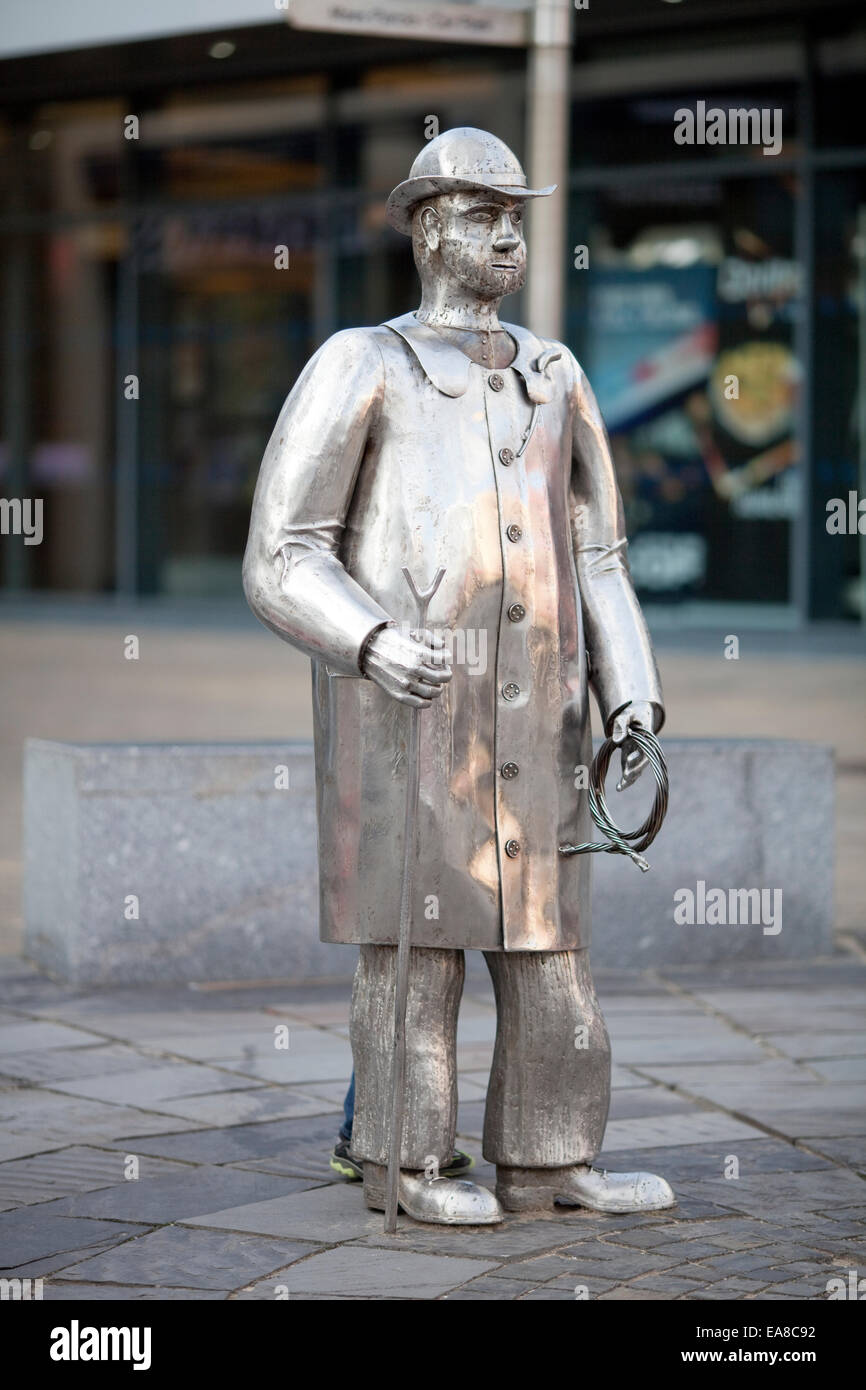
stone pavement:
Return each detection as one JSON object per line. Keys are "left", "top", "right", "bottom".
{"left": 1, "top": 952, "right": 864, "bottom": 1301}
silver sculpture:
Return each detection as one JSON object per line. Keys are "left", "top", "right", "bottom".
{"left": 244, "top": 128, "right": 675, "bottom": 1225}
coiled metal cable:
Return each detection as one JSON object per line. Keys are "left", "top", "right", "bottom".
{"left": 559, "top": 725, "right": 669, "bottom": 873}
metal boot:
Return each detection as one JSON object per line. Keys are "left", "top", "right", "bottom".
{"left": 496, "top": 1163, "right": 675, "bottom": 1214}
{"left": 364, "top": 1163, "right": 503, "bottom": 1225}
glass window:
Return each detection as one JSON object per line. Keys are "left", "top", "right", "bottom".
{"left": 136, "top": 203, "right": 319, "bottom": 596}
{"left": 568, "top": 171, "right": 801, "bottom": 614}
{"left": 811, "top": 168, "right": 866, "bottom": 620}
{"left": 0, "top": 223, "right": 121, "bottom": 591}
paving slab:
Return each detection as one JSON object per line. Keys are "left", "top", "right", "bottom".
{"left": 456, "top": 1100, "right": 486, "bottom": 1139}
{"left": 441, "top": 1275, "right": 540, "bottom": 1299}
{"left": 0, "top": 1044, "right": 176, "bottom": 1085}
{"left": 109, "top": 1113, "right": 341, "bottom": 1165}
{"left": 25, "top": 999, "right": 298, "bottom": 1034}
{"left": 809, "top": 1058, "right": 866, "bottom": 1082}
{"left": 0, "top": 1208, "right": 142, "bottom": 1270}
{"left": 607, "top": 1087, "right": 696, "bottom": 1121}
{"left": 596, "top": 1138, "right": 831, "bottom": 1181}
{"left": 758, "top": 1105, "right": 866, "bottom": 1139}
{"left": 182, "top": 1180, "right": 399, "bottom": 1242}
{"left": 457, "top": 1076, "right": 489, "bottom": 1101}
{"left": 153, "top": 1026, "right": 323, "bottom": 1063}
{"left": 0, "top": 1146, "right": 189, "bottom": 1208}
{"left": 0, "top": 1021, "right": 105, "bottom": 1053}
{"left": 801, "top": 1135, "right": 866, "bottom": 1168}
{"left": 217, "top": 1041, "right": 353, "bottom": 1085}
{"left": 293, "top": 1080, "right": 357, "bottom": 1109}
{"left": 235, "top": 1245, "right": 499, "bottom": 1299}
{"left": 44, "top": 1282, "right": 227, "bottom": 1300}
{"left": 359, "top": 1216, "right": 677, "bottom": 1264}
{"left": 264, "top": 998, "right": 352, "bottom": 1026}
{"left": 692, "top": 1169, "right": 866, "bottom": 1219}
{"left": 60, "top": 1225, "right": 315, "bottom": 1290}
{"left": 49, "top": 1167, "right": 322, "bottom": 1224}
{"left": 135, "top": 1086, "right": 333, "bottom": 1128}
{"left": 488, "top": 1253, "right": 584, "bottom": 1281}
{"left": 47, "top": 1062, "right": 264, "bottom": 1107}
{"left": 611, "top": 1035, "right": 768, "bottom": 1065}
{"left": 635, "top": 1059, "right": 821, "bottom": 1093}
{"left": 0, "top": 1134, "right": 70, "bottom": 1163}
{"left": 601, "top": 1111, "right": 765, "bottom": 1151}
{"left": 1, "top": 1233, "right": 155, "bottom": 1280}
{"left": 2, "top": 1091, "right": 206, "bottom": 1143}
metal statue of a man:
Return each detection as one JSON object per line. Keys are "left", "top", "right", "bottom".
{"left": 244, "top": 128, "right": 675, "bottom": 1225}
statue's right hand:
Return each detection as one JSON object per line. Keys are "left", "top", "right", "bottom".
{"left": 362, "top": 625, "right": 452, "bottom": 707}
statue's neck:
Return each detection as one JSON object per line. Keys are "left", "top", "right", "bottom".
{"left": 416, "top": 283, "right": 503, "bottom": 334}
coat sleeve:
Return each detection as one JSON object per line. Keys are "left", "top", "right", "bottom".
{"left": 243, "top": 328, "right": 393, "bottom": 675}
{"left": 566, "top": 347, "right": 665, "bottom": 735}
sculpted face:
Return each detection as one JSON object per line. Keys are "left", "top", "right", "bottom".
{"left": 420, "top": 190, "right": 527, "bottom": 300}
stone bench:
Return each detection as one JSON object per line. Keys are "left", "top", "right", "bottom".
{"left": 23, "top": 738, "right": 834, "bottom": 985}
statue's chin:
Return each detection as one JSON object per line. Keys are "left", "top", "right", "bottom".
{"left": 452, "top": 274, "right": 524, "bottom": 302}
{"left": 473, "top": 270, "right": 526, "bottom": 298}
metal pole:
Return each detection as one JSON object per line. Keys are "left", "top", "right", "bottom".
{"left": 525, "top": 0, "right": 572, "bottom": 342}
{"left": 384, "top": 565, "right": 445, "bottom": 1234}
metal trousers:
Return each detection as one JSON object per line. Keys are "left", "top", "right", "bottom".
{"left": 349, "top": 945, "right": 611, "bottom": 1170}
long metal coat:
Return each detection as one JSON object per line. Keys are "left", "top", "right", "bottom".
{"left": 243, "top": 311, "right": 664, "bottom": 951}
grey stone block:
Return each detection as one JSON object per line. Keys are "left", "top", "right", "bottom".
{"left": 23, "top": 740, "right": 352, "bottom": 986}
{"left": 23, "top": 737, "right": 834, "bottom": 984}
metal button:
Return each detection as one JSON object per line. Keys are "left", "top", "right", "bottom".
{"left": 498, "top": 447, "right": 514, "bottom": 466}
{"left": 488, "top": 373, "right": 505, "bottom": 392}
{"left": 507, "top": 603, "right": 526, "bottom": 623}
{"left": 506, "top": 524, "right": 522, "bottom": 543}
{"left": 502, "top": 682, "right": 520, "bottom": 700}
{"left": 501, "top": 762, "right": 519, "bottom": 780}
{"left": 505, "top": 839, "right": 521, "bottom": 858}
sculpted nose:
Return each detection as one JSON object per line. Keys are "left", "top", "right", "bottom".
{"left": 493, "top": 216, "right": 520, "bottom": 250}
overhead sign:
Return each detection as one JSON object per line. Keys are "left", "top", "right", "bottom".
{"left": 287, "top": 0, "right": 529, "bottom": 47}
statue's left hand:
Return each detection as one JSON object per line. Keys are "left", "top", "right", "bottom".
{"left": 611, "top": 700, "right": 658, "bottom": 792}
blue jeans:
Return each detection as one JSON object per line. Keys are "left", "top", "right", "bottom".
{"left": 339, "top": 1072, "right": 355, "bottom": 1142}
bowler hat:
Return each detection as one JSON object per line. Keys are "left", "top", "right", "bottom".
{"left": 386, "top": 127, "right": 556, "bottom": 236}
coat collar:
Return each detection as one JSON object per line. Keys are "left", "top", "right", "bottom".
{"left": 383, "top": 311, "right": 557, "bottom": 403}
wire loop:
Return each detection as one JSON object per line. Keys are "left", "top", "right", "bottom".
{"left": 559, "top": 724, "right": 669, "bottom": 873}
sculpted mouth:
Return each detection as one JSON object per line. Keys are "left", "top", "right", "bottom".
{"left": 491, "top": 262, "right": 519, "bottom": 271}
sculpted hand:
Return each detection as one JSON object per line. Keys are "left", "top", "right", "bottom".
{"left": 363, "top": 625, "right": 452, "bottom": 708}
{"left": 611, "top": 700, "right": 659, "bottom": 792}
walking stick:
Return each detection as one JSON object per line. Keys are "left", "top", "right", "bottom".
{"left": 384, "top": 564, "right": 446, "bottom": 1234}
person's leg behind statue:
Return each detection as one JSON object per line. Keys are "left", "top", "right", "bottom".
{"left": 329, "top": 1068, "right": 475, "bottom": 1182}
